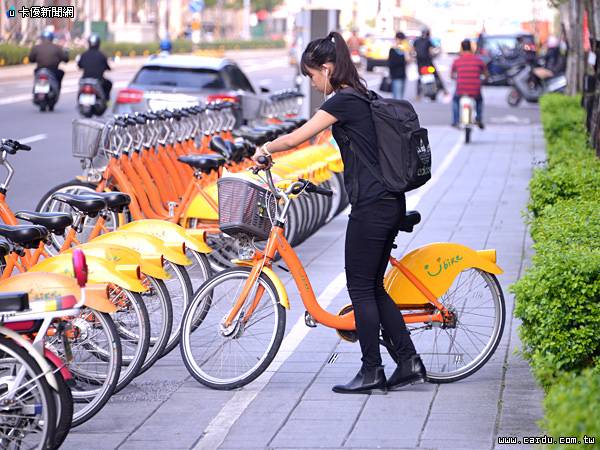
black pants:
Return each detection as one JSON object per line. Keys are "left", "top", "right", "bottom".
{"left": 345, "top": 197, "right": 417, "bottom": 369}
{"left": 101, "top": 77, "right": 112, "bottom": 99}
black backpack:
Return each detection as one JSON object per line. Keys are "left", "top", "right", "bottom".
{"left": 338, "top": 88, "right": 431, "bottom": 193}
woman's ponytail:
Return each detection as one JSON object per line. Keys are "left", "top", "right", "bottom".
{"left": 300, "top": 30, "right": 368, "bottom": 96}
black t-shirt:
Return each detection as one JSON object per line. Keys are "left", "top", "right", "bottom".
{"left": 413, "top": 37, "right": 433, "bottom": 67}
{"left": 78, "top": 49, "right": 110, "bottom": 79}
{"left": 320, "top": 91, "right": 390, "bottom": 206}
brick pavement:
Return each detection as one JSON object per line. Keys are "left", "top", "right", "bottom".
{"left": 64, "top": 124, "right": 545, "bottom": 450}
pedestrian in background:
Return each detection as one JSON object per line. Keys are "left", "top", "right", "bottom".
{"left": 387, "top": 32, "right": 409, "bottom": 100}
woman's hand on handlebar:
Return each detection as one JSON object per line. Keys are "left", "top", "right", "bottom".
{"left": 251, "top": 145, "right": 273, "bottom": 170}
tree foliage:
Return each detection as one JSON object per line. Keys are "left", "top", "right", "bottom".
{"left": 202, "top": 0, "right": 284, "bottom": 12}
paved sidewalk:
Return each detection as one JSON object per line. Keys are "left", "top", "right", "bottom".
{"left": 64, "top": 124, "right": 545, "bottom": 450}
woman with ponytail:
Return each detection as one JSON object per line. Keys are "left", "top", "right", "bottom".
{"left": 252, "top": 31, "right": 425, "bottom": 394}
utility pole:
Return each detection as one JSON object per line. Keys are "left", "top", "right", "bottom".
{"left": 242, "top": 0, "right": 251, "bottom": 40}
{"left": 84, "top": 0, "right": 92, "bottom": 38}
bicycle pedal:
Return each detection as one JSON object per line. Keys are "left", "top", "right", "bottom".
{"left": 304, "top": 311, "right": 317, "bottom": 328}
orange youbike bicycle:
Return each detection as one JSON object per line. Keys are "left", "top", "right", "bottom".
{"left": 180, "top": 160, "right": 506, "bottom": 390}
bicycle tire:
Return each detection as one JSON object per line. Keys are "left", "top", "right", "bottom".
{"left": 382, "top": 269, "right": 505, "bottom": 384}
{"left": 110, "top": 289, "right": 150, "bottom": 392}
{"left": 161, "top": 253, "right": 209, "bottom": 357}
{"left": 180, "top": 266, "right": 286, "bottom": 390}
{"left": 47, "top": 357, "right": 73, "bottom": 450}
{"left": 136, "top": 276, "right": 172, "bottom": 375}
{"left": 0, "top": 336, "right": 57, "bottom": 450}
{"left": 64, "top": 310, "right": 122, "bottom": 427}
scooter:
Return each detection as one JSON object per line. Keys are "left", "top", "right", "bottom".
{"left": 78, "top": 78, "right": 108, "bottom": 117}
{"left": 419, "top": 65, "right": 438, "bottom": 101}
{"left": 459, "top": 96, "right": 476, "bottom": 144}
{"left": 507, "top": 65, "right": 566, "bottom": 106}
{"left": 32, "top": 68, "right": 60, "bottom": 112}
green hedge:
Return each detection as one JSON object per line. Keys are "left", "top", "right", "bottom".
{"left": 543, "top": 369, "right": 600, "bottom": 450}
{"left": 512, "top": 93, "right": 600, "bottom": 448}
{"left": 0, "top": 39, "right": 285, "bottom": 66}
{"left": 0, "top": 43, "right": 31, "bottom": 65}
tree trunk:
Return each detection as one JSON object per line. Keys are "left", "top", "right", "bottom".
{"left": 561, "top": 0, "right": 585, "bottom": 94}
{"left": 584, "top": 0, "right": 600, "bottom": 156}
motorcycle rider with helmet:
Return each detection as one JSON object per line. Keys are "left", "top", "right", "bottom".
{"left": 413, "top": 28, "right": 448, "bottom": 100}
{"left": 77, "top": 34, "right": 112, "bottom": 99}
{"left": 28, "top": 30, "right": 68, "bottom": 92}
{"left": 159, "top": 39, "right": 172, "bottom": 56}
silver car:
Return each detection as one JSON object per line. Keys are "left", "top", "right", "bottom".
{"left": 113, "top": 54, "right": 259, "bottom": 114}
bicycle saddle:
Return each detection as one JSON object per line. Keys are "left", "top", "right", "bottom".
{"left": 209, "top": 136, "right": 232, "bottom": 159}
{"left": 51, "top": 193, "right": 107, "bottom": 217}
{"left": 178, "top": 154, "right": 226, "bottom": 174}
{"left": 0, "top": 223, "right": 48, "bottom": 248}
{"left": 399, "top": 210, "right": 421, "bottom": 232}
{"left": 0, "top": 292, "right": 29, "bottom": 313}
{"left": 15, "top": 211, "right": 73, "bottom": 235}
{"left": 231, "top": 129, "right": 269, "bottom": 146}
{"left": 91, "top": 191, "right": 131, "bottom": 212}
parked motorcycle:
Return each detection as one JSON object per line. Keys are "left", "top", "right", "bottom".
{"left": 32, "top": 68, "right": 60, "bottom": 112}
{"left": 78, "top": 78, "right": 108, "bottom": 117}
{"left": 507, "top": 65, "right": 566, "bottom": 106}
{"left": 419, "top": 65, "right": 438, "bottom": 101}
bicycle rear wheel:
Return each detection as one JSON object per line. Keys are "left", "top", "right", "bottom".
{"left": 180, "top": 266, "right": 286, "bottom": 390}
{"left": 47, "top": 309, "right": 122, "bottom": 427}
{"left": 384, "top": 269, "right": 505, "bottom": 383}
{"left": 0, "top": 336, "right": 57, "bottom": 450}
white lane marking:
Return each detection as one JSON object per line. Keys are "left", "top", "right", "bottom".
{"left": 193, "top": 272, "right": 347, "bottom": 450}
{"left": 406, "top": 132, "right": 463, "bottom": 210}
{"left": 194, "top": 133, "right": 464, "bottom": 448}
{"left": 0, "top": 87, "right": 78, "bottom": 106}
{"left": 17, "top": 133, "right": 47, "bottom": 145}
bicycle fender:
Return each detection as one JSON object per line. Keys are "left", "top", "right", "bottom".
{"left": 91, "top": 230, "right": 192, "bottom": 266}
{"left": 384, "top": 243, "right": 503, "bottom": 306}
{"left": 232, "top": 260, "right": 290, "bottom": 309}
{"left": 0, "top": 271, "right": 116, "bottom": 313}
{"left": 29, "top": 254, "right": 147, "bottom": 293}
{"left": 0, "top": 326, "right": 59, "bottom": 391}
{"left": 44, "top": 347, "right": 73, "bottom": 381}
{"left": 68, "top": 242, "right": 170, "bottom": 280}
{"left": 119, "top": 219, "right": 212, "bottom": 254}
{"left": 184, "top": 183, "right": 219, "bottom": 221}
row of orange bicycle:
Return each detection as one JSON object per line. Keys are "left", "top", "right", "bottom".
{"left": 1, "top": 88, "right": 507, "bottom": 449}
{"left": 0, "top": 91, "right": 353, "bottom": 449}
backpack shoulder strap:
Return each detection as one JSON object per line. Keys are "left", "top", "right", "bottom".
{"left": 335, "top": 122, "right": 383, "bottom": 186}
{"left": 337, "top": 87, "right": 380, "bottom": 103}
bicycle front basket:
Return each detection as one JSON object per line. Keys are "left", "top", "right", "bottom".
{"left": 217, "top": 176, "right": 277, "bottom": 241}
{"left": 72, "top": 118, "right": 106, "bottom": 159}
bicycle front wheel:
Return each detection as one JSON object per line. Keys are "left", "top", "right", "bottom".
{"left": 398, "top": 269, "right": 505, "bottom": 383}
{"left": 180, "top": 266, "right": 286, "bottom": 390}
{"left": 0, "top": 336, "right": 57, "bottom": 450}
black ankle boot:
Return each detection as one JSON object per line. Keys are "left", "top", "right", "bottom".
{"left": 386, "top": 355, "right": 427, "bottom": 391}
{"left": 332, "top": 366, "right": 386, "bottom": 394}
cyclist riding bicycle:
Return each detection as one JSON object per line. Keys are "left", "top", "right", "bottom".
{"left": 77, "top": 34, "right": 112, "bottom": 99}
{"left": 29, "top": 30, "right": 69, "bottom": 91}
{"left": 252, "top": 31, "right": 426, "bottom": 394}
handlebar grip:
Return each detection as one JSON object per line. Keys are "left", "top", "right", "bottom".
{"left": 256, "top": 155, "right": 269, "bottom": 165}
{"left": 306, "top": 181, "right": 333, "bottom": 197}
{"left": 314, "top": 185, "right": 333, "bottom": 197}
